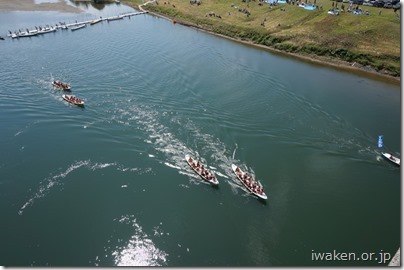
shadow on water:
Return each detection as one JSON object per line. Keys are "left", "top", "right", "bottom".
{"left": 258, "top": 199, "right": 267, "bottom": 205}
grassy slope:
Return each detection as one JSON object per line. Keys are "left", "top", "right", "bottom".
{"left": 124, "top": 0, "right": 400, "bottom": 77}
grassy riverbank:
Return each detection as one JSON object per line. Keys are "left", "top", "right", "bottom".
{"left": 124, "top": 0, "right": 400, "bottom": 79}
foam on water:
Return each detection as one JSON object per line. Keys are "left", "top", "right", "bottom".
{"left": 18, "top": 160, "right": 154, "bottom": 215}
{"left": 19, "top": 159, "right": 90, "bottom": 215}
{"left": 109, "top": 215, "right": 168, "bottom": 266}
{"left": 14, "top": 120, "right": 41, "bottom": 137}
{"left": 163, "top": 162, "right": 181, "bottom": 170}
{"left": 109, "top": 102, "right": 263, "bottom": 196}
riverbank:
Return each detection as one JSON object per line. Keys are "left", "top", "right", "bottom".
{"left": 1, "top": 0, "right": 399, "bottom": 81}
{"left": 123, "top": 0, "right": 400, "bottom": 82}
{"left": 0, "top": 0, "right": 82, "bottom": 12}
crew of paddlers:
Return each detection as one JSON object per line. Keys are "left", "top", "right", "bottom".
{"left": 188, "top": 156, "right": 216, "bottom": 181}
{"left": 52, "top": 80, "right": 84, "bottom": 106}
{"left": 53, "top": 80, "right": 71, "bottom": 90}
{"left": 187, "top": 155, "right": 266, "bottom": 199}
{"left": 68, "top": 95, "right": 82, "bottom": 104}
{"left": 235, "top": 167, "right": 265, "bottom": 195}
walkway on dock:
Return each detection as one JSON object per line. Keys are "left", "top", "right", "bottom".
{"left": 4, "top": 11, "right": 148, "bottom": 38}
{"left": 65, "top": 11, "right": 148, "bottom": 27}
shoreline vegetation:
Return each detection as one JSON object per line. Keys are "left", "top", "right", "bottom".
{"left": 0, "top": 0, "right": 399, "bottom": 81}
{"left": 123, "top": 0, "right": 400, "bottom": 82}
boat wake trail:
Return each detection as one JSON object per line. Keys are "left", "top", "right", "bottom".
{"left": 100, "top": 100, "right": 260, "bottom": 195}
{"left": 169, "top": 117, "right": 256, "bottom": 193}
{"left": 268, "top": 87, "right": 378, "bottom": 162}
{"left": 19, "top": 160, "right": 90, "bottom": 215}
{"left": 232, "top": 143, "right": 238, "bottom": 160}
{"left": 122, "top": 104, "right": 192, "bottom": 174}
{"left": 14, "top": 120, "right": 41, "bottom": 137}
{"left": 109, "top": 102, "right": 246, "bottom": 187}
{"left": 18, "top": 160, "right": 153, "bottom": 215}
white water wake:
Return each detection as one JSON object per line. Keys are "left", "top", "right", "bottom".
{"left": 107, "top": 215, "right": 168, "bottom": 266}
{"left": 18, "top": 160, "right": 153, "bottom": 215}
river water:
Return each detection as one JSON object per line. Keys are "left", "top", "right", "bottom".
{"left": 0, "top": 2, "right": 400, "bottom": 266}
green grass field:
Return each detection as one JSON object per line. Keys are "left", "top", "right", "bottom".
{"left": 124, "top": 0, "right": 400, "bottom": 77}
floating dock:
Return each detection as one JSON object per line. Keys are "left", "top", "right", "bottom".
{"left": 5, "top": 11, "right": 148, "bottom": 38}
{"left": 64, "top": 12, "right": 147, "bottom": 27}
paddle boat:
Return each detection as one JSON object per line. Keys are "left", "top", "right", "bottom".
{"left": 231, "top": 164, "right": 267, "bottom": 200}
{"left": 11, "top": 31, "right": 38, "bottom": 38}
{"left": 37, "top": 26, "right": 57, "bottom": 34}
{"left": 185, "top": 155, "right": 219, "bottom": 185}
{"left": 62, "top": 94, "right": 84, "bottom": 106}
{"left": 107, "top": 15, "right": 124, "bottom": 22}
{"left": 70, "top": 24, "right": 86, "bottom": 31}
{"left": 90, "top": 18, "right": 103, "bottom": 25}
{"left": 52, "top": 80, "right": 71, "bottom": 91}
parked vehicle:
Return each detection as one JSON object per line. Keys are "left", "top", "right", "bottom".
{"left": 373, "top": 1, "right": 384, "bottom": 7}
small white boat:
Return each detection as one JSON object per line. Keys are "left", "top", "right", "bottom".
{"left": 90, "top": 18, "right": 102, "bottom": 25}
{"left": 56, "top": 23, "right": 68, "bottom": 30}
{"left": 70, "top": 24, "right": 86, "bottom": 31}
{"left": 231, "top": 164, "right": 267, "bottom": 200}
{"left": 107, "top": 15, "right": 124, "bottom": 21}
{"left": 11, "top": 31, "right": 38, "bottom": 38}
{"left": 37, "top": 26, "right": 57, "bottom": 34}
{"left": 382, "top": 152, "right": 400, "bottom": 166}
{"left": 62, "top": 94, "right": 85, "bottom": 106}
{"left": 185, "top": 155, "right": 219, "bottom": 185}
{"left": 26, "top": 29, "right": 38, "bottom": 34}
